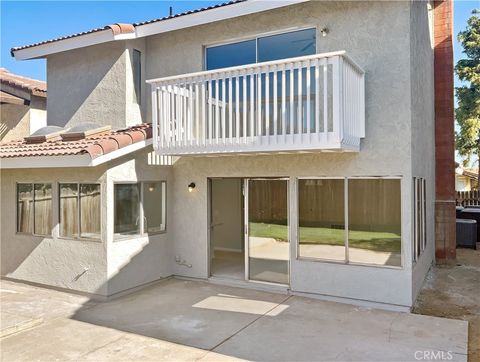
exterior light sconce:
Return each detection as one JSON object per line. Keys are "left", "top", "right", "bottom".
{"left": 188, "top": 182, "right": 196, "bottom": 192}
{"left": 320, "top": 27, "right": 329, "bottom": 37}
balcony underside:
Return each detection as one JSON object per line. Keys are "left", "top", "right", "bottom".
{"left": 153, "top": 133, "right": 360, "bottom": 156}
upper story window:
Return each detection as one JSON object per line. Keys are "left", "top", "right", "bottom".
{"left": 132, "top": 49, "right": 141, "bottom": 104}
{"left": 205, "top": 28, "right": 316, "bottom": 70}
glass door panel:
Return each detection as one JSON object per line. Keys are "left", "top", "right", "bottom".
{"left": 247, "top": 179, "right": 289, "bottom": 284}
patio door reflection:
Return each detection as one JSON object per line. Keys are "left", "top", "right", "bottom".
{"left": 246, "top": 179, "right": 289, "bottom": 285}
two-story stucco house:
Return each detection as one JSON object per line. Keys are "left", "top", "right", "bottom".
{"left": 0, "top": 0, "right": 456, "bottom": 311}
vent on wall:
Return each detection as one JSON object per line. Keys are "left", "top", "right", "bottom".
{"left": 24, "top": 126, "right": 64, "bottom": 144}
{"left": 60, "top": 123, "right": 111, "bottom": 141}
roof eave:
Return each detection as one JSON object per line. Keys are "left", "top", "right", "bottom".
{"left": 0, "top": 139, "right": 152, "bottom": 169}
{"left": 11, "top": 0, "right": 309, "bottom": 60}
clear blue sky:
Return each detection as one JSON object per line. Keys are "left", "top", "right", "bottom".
{"left": 1, "top": 1, "right": 477, "bottom": 82}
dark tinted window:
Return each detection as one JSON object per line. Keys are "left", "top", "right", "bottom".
{"left": 258, "top": 28, "right": 316, "bottom": 62}
{"left": 206, "top": 39, "right": 256, "bottom": 70}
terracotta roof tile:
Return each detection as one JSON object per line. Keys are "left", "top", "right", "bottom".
{"left": 11, "top": 1, "right": 245, "bottom": 55}
{"left": 0, "top": 123, "right": 152, "bottom": 160}
{"left": 0, "top": 68, "right": 46, "bottom": 96}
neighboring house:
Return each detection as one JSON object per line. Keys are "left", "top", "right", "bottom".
{"left": 0, "top": 0, "right": 456, "bottom": 311}
{"left": 455, "top": 164, "right": 478, "bottom": 191}
{"left": 0, "top": 68, "right": 47, "bottom": 142}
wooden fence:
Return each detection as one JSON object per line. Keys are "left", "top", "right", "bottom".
{"left": 456, "top": 190, "right": 480, "bottom": 207}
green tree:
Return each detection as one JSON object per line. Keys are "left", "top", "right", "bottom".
{"left": 455, "top": 9, "right": 480, "bottom": 186}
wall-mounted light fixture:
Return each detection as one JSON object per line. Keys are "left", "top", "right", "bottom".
{"left": 320, "top": 27, "right": 329, "bottom": 37}
{"left": 188, "top": 182, "right": 196, "bottom": 192}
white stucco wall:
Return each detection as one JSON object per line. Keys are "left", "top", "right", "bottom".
{"left": 410, "top": 0, "right": 436, "bottom": 302}
{"left": 29, "top": 95, "right": 47, "bottom": 134}
{"left": 1, "top": 0, "right": 436, "bottom": 308}
{"left": 0, "top": 166, "right": 109, "bottom": 296}
{"left": 104, "top": 147, "right": 173, "bottom": 295}
{"left": 47, "top": 41, "right": 128, "bottom": 129}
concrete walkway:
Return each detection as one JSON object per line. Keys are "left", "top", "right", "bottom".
{"left": 1, "top": 278, "right": 468, "bottom": 362}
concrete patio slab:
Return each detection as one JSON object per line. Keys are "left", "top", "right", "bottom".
{"left": 0, "top": 278, "right": 469, "bottom": 362}
{"left": 214, "top": 296, "right": 468, "bottom": 362}
{"left": 73, "top": 278, "right": 289, "bottom": 350}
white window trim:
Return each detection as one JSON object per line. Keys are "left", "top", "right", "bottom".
{"left": 296, "top": 176, "right": 403, "bottom": 269}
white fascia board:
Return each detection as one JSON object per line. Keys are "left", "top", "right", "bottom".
{"left": 0, "top": 154, "right": 93, "bottom": 169}
{"left": 89, "top": 139, "right": 152, "bottom": 166}
{"left": 0, "top": 139, "right": 152, "bottom": 169}
{"left": 14, "top": 0, "right": 309, "bottom": 60}
{"left": 13, "top": 29, "right": 116, "bottom": 60}
{"left": 135, "top": 0, "right": 310, "bottom": 38}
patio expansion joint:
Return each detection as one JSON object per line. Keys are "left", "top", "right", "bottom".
{"left": 208, "top": 294, "right": 294, "bottom": 352}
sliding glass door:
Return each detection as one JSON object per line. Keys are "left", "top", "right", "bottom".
{"left": 246, "top": 179, "right": 289, "bottom": 285}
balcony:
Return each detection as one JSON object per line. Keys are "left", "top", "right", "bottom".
{"left": 147, "top": 51, "right": 365, "bottom": 156}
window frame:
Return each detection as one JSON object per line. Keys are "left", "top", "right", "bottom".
{"left": 296, "top": 176, "right": 403, "bottom": 269}
{"left": 413, "top": 177, "right": 427, "bottom": 263}
{"left": 113, "top": 180, "right": 167, "bottom": 241}
{"left": 57, "top": 182, "right": 102, "bottom": 242}
{"left": 15, "top": 181, "right": 55, "bottom": 238}
{"left": 16, "top": 182, "right": 53, "bottom": 237}
{"left": 203, "top": 26, "right": 317, "bottom": 70}
{"left": 132, "top": 48, "right": 142, "bottom": 105}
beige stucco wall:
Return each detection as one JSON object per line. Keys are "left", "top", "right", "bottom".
{"left": 0, "top": 93, "right": 46, "bottom": 142}
{"left": 0, "top": 104, "right": 30, "bottom": 142}
{"left": 47, "top": 41, "right": 128, "bottom": 129}
{"left": 143, "top": 0, "right": 418, "bottom": 307}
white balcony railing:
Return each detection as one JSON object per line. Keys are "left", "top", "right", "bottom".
{"left": 147, "top": 50, "right": 365, "bottom": 155}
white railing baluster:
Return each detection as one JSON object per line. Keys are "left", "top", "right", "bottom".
{"left": 221, "top": 78, "right": 226, "bottom": 144}
{"left": 297, "top": 63, "right": 302, "bottom": 141}
{"left": 315, "top": 59, "right": 320, "bottom": 141}
{"left": 229, "top": 74, "right": 233, "bottom": 143}
{"left": 195, "top": 82, "right": 200, "bottom": 147}
{"left": 235, "top": 72, "right": 240, "bottom": 144}
{"left": 281, "top": 66, "right": 286, "bottom": 143}
{"left": 289, "top": 63, "right": 294, "bottom": 140}
{"left": 148, "top": 51, "right": 365, "bottom": 155}
{"left": 265, "top": 69, "right": 270, "bottom": 143}
{"left": 208, "top": 80, "right": 212, "bottom": 145}
{"left": 306, "top": 60, "right": 311, "bottom": 141}
{"left": 273, "top": 67, "right": 278, "bottom": 144}
{"left": 323, "top": 58, "right": 328, "bottom": 138}
{"left": 257, "top": 68, "right": 262, "bottom": 139}
{"left": 243, "top": 73, "right": 247, "bottom": 143}
{"left": 250, "top": 73, "right": 254, "bottom": 141}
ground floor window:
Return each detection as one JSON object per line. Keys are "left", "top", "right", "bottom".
{"left": 114, "top": 181, "right": 166, "bottom": 238}
{"left": 59, "top": 183, "right": 101, "bottom": 240}
{"left": 17, "top": 183, "right": 52, "bottom": 235}
{"left": 413, "top": 177, "right": 427, "bottom": 262}
{"left": 298, "top": 178, "right": 402, "bottom": 267}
